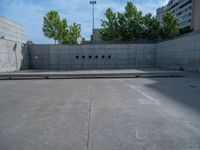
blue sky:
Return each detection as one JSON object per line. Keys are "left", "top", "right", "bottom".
{"left": 0, "top": 0, "right": 168, "bottom": 44}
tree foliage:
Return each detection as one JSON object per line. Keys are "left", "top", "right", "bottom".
{"left": 161, "top": 12, "right": 179, "bottom": 39}
{"left": 67, "top": 23, "right": 81, "bottom": 44}
{"left": 100, "top": 2, "right": 179, "bottom": 41}
{"left": 100, "top": 2, "right": 143, "bottom": 41}
{"left": 100, "top": 8, "right": 119, "bottom": 41}
{"left": 121, "top": 2, "right": 143, "bottom": 41}
{"left": 43, "top": 10, "right": 81, "bottom": 44}
{"left": 43, "top": 11, "right": 61, "bottom": 43}
{"left": 143, "top": 13, "right": 161, "bottom": 40}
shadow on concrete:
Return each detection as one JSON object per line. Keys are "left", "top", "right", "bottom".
{"left": 144, "top": 74, "right": 200, "bottom": 114}
{"left": 19, "top": 43, "right": 30, "bottom": 70}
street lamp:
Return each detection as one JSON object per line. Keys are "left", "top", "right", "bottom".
{"left": 90, "top": 0, "right": 96, "bottom": 40}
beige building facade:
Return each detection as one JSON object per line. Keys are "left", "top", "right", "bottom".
{"left": 157, "top": 0, "right": 200, "bottom": 31}
{"left": 192, "top": 0, "right": 200, "bottom": 31}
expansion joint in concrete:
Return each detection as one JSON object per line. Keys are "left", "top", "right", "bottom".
{"left": 87, "top": 85, "right": 93, "bottom": 150}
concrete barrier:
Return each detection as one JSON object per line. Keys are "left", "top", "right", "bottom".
{"left": 0, "top": 32, "right": 200, "bottom": 72}
{"left": 0, "top": 39, "right": 29, "bottom": 72}
{"left": 156, "top": 32, "right": 200, "bottom": 72}
{"left": 29, "top": 44, "right": 156, "bottom": 70}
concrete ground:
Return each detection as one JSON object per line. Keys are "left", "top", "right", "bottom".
{"left": 0, "top": 73, "right": 200, "bottom": 150}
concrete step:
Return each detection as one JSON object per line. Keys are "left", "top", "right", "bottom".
{"left": 0, "top": 70, "right": 184, "bottom": 79}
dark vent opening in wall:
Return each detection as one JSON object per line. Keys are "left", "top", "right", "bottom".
{"left": 76, "top": 56, "right": 79, "bottom": 59}
{"left": 179, "top": 67, "right": 184, "bottom": 71}
{"left": 89, "top": 56, "right": 92, "bottom": 59}
{"left": 102, "top": 55, "right": 104, "bottom": 58}
{"left": 108, "top": 55, "right": 111, "bottom": 59}
{"left": 82, "top": 56, "right": 85, "bottom": 59}
{"left": 95, "top": 56, "right": 98, "bottom": 59}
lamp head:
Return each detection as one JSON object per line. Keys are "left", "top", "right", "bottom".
{"left": 90, "top": 1, "right": 96, "bottom": 4}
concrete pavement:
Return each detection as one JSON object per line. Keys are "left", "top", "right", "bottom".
{"left": 0, "top": 73, "right": 200, "bottom": 150}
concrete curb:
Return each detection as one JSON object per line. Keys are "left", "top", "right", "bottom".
{"left": 0, "top": 71, "right": 184, "bottom": 80}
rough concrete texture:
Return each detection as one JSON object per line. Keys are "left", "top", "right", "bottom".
{"left": 29, "top": 44, "right": 156, "bottom": 70}
{"left": 0, "top": 16, "right": 26, "bottom": 43}
{"left": 0, "top": 39, "right": 29, "bottom": 72}
{"left": 156, "top": 32, "right": 200, "bottom": 72}
{"left": 0, "top": 69, "right": 184, "bottom": 79}
{"left": 29, "top": 32, "right": 200, "bottom": 72}
{"left": 0, "top": 32, "right": 200, "bottom": 73}
{"left": 0, "top": 74, "right": 200, "bottom": 150}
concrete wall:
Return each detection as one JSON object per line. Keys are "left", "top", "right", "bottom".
{"left": 1, "top": 32, "right": 199, "bottom": 72}
{"left": 0, "top": 39, "right": 29, "bottom": 72}
{"left": 29, "top": 44, "right": 156, "bottom": 70}
{"left": 192, "top": 0, "right": 200, "bottom": 31}
{"left": 0, "top": 16, "right": 26, "bottom": 43}
{"left": 156, "top": 32, "right": 200, "bottom": 72}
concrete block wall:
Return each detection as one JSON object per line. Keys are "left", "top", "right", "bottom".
{"left": 29, "top": 44, "right": 156, "bottom": 70}
{"left": 0, "top": 39, "right": 29, "bottom": 72}
{"left": 156, "top": 33, "right": 200, "bottom": 72}
{"left": 1, "top": 32, "right": 199, "bottom": 72}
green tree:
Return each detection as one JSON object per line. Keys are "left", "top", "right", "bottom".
{"left": 121, "top": 2, "right": 143, "bottom": 41}
{"left": 43, "top": 11, "right": 61, "bottom": 44}
{"left": 67, "top": 23, "right": 81, "bottom": 44}
{"left": 99, "top": 2, "right": 143, "bottom": 41}
{"left": 161, "top": 12, "right": 179, "bottom": 39}
{"left": 99, "top": 8, "right": 119, "bottom": 41}
{"left": 142, "top": 13, "right": 161, "bottom": 40}
{"left": 100, "top": 2, "right": 179, "bottom": 42}
{"left": 61, "top": 22, "right": 81, "bottom": 44}
{"left": 43, "top": 10, "right": 81, "bottom": 44}
{"left": 56, "top": 19, "right": 68, "bottom": 44}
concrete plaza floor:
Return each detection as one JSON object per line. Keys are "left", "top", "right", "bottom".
{"left": 0, "top": 72, "right": 200, "bottom": 150}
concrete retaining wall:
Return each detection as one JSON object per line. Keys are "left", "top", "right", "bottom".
{"left": 29, "top": 44, "right": 156, "bottom": 70}
{"left": 0, "top": 39, "right": 29, "bottom": 72}
{"left": 156, "top": 32, "right": 200, "bottom": 72}
{"left": 1, "top": 32, "right": 199, "bottom": 72}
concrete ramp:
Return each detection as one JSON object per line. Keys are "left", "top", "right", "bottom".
{"left": 0, "top": 69, "right": 184, "bottom": 80}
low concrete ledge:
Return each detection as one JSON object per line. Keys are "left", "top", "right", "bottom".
{"left": 0, "top": 69, "right": 184, "bottom": 80}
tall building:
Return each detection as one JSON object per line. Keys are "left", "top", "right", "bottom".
{"left": 192, "top": 0, "right": 200, "bottom": 31}
{"left": 0, "top": 16, "right": 26, "bottom": 43}
{"left": 156, "top": 0, "right": 198, "bottom": 30}
{"left": 156, "top": 6, "right": 167, "bottom": 24}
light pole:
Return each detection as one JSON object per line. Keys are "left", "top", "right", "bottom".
{"left": 90, "top": 0, "right": 96, "bottom": 40}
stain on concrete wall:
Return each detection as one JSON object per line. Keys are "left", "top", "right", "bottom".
{"left": 0, "top": 39, "right": 29, "bottom": 72}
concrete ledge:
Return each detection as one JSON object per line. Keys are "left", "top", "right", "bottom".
{"left": 0, "top": 69, "right": 184, "bottom": 79}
